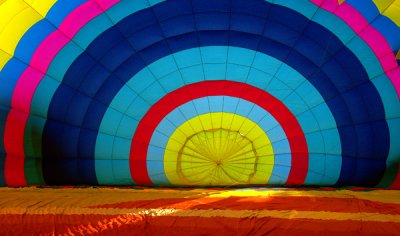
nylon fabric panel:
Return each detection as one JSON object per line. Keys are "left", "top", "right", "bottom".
{"left": 43, "top": 0, "right": 389, "bottom": 186}
{"left": 0, "top": 0, "right": 398, "bottom": 187}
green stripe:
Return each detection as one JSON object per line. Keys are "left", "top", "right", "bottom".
{"left": 377, "top": 163, "right": 399, "bottom": 188}
{"left": 24, "top": 116, "right": 45, "bottom": 185}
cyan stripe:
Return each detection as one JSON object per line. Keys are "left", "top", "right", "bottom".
{"left": 98, "top": 46, "right": 341, "bottom": 185}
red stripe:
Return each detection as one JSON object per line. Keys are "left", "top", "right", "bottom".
{"left": 1, "top": 214, "right": 399, "bottom": 235}
{"left": 390, "top": 164, "right": 400, "bottom": 189}
{"left": 4, "top": 110, "right": 28, "bottom": 186}
{"left": 2, "top": 1, "right": 121, "bottom": 187}
{"left": 130, "top": 80, "right": 308, "bottom": 185}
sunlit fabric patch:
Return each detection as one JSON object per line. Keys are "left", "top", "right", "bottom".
{"left": 163, "top": 112, "right": 274, "bottom": 186}
{"left": 1, "top": 187, "right": 400, "bottom": 235}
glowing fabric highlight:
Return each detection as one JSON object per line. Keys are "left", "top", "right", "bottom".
{"left": 164, "top": 112, "right": 274, "bottom": 186}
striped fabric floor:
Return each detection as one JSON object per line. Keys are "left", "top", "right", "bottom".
{"left": 0, "top": 187, "right": 399, "bottom": 235}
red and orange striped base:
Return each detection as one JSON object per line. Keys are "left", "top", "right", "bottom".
{"left": 1, "top": 187, "right": 399, "bottom": 235}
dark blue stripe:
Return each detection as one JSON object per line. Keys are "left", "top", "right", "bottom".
{"left": 43, "top": 0, "right": 389, "bottom": 186}
{"left": 0, "top": 0, "right": 88, "bottom": 186}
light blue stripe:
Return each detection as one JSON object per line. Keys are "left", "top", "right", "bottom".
{"left": 270, "top": 0, "right": 400, "bottom": 128}
{"left": 7, "top": 0, "right": 393, "bottom": 185}
{"left": 0, "top": 0, "right": 389, "bottom": 185}
{"left": 98, "top": 46, "right": 342, "bottom": 185}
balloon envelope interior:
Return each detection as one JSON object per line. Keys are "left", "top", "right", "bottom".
{"left": 0, "top": 0, "right": 400, "bottom": 188}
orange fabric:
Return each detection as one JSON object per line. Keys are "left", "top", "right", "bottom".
{"left": 1, "top": 214, "right": 400, "bottom": 235}
{"left": 0, "top": 187, "right": 400, "bottom": 235}
{"left": 91, "top": 196, "right": 400, "bottom": 214}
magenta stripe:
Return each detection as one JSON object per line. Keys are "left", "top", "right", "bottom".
{"left": 12, "top": 68, "right": 45, "bottom": 112}
{"left": 388, "top": 68, "right": 400, "bottom": 95}
{"left": 4, "top": 0, "right": 120, "bottom": 185}
{"left": 336, "top": 4, "right": 368, "bottom": 34}
{"left": 311, "top": 0, "right": 400, "bottom": 97}
{"left": 32, "top": 32, "right": 70, "bottom": 74}
{"left": 11, "top": 0, "right": 120, "bottom": 112}
{"left": 58, "top": 1, "right": 103, "bottom": 39}
{"left": 5, "top": 0, "right": 400, "bottom": 187}
{"left": 96, "top": 0, "right": 119, "bottom": 10}
{"left": 11, "top": 0, "right": 399, "bottom": 131}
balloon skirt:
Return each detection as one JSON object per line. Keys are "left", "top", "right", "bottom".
{"left": 0, "top": 187, "right": 400, "bottom": 235}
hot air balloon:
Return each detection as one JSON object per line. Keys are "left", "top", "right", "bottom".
{"left": 0, "top": 0, "right": 400, "bottom": 189}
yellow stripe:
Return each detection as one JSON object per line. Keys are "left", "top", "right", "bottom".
{"left": 0, "top": 0, "right": 56, "bottom": 70}
{"left": 1, "top": 207, "right": 400, "bottom": 223}
{"left": 0, "top": 49, "right": 11, "bottom": 69}
{"left": 373, "top": 0, "right": 396, "bottom": 12}
{"left": 164, "top": 112, "right": 274, "bottom": 185}
{"left": 372, "top": 0, "right": 400, "bottom": 26}
{"left": 207, "top": 189, "right": 400, "bottom": 204}
{"left": 23, "top": 0, "right": 57, "bottom": 16}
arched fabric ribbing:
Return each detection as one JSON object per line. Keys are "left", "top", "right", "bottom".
{"left": 43, "top": 0, "right": 389, "bottom": 186}
{"left": 0, "top": 0, "right": 399, "bottom": 187}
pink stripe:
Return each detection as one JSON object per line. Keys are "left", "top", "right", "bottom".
{"left": 388, "top": 68, "right": 400, "bottom": 93}
{"left": 310, "top": 0, "right": 322, "bottom": 6}
{"left": 31, "top": 32, "right": 70, "bottom": 74}
{"left": 335, "top": 4, "right": 368, "bottom": 34}
{"left": 319, "top": 0, "right": 340, "bottom": 11}
{"left": 5, "top": 0, "right": 121, "bottom": 186}
{"left": 311, "top": 0, "right": 340, "bottom": 11}
{"left": 15, "top": 0, "right": 120, "bottom": 111}
{"left": 333, "top": 2, "right": 398, "bottom": 71}
{"left": 312, "top": 0, "right": 400, "bottom": 97}
{"left": 96, "top": 0, "right": 120, "bottom": 10}
{"left": 30, "top": 1, "right": 107, "bottom": 73}
{"left": 59, "top": 1, "right": 103, "bottom": 39}
{"left": 30, "top": 0, "right": 119, "bottom": 74}
{"left": 11, "top": 68, "right": 44, "bottom": 113}
{"left": 377, "top": 50, "right": 399, "bottom": 72}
